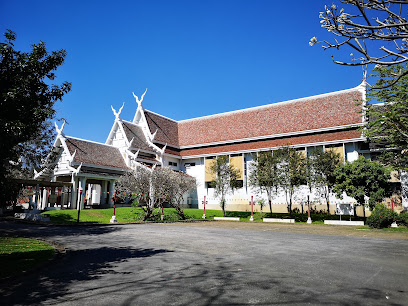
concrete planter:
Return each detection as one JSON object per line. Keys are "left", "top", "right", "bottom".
{"left": 263, "top": 218, "right": 295, "bottom": 223}
{"left": 214, "top": 217, "right": 240, "bottom": 221}
{"left": 324, "top": 220, "right": 364, "bottom": 226}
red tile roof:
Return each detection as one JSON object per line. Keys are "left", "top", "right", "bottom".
{"left": 145, "top": 111, "right": 179, "bottom": 147}
{"left": 65, "top": 137, "right": 129, "bottom": 169}
{"left": 142, "top": 87, "right": 363, "bottom": 154}
{"left": 177, "top": 89, "right": 363, "bottom": 147}
{"left": 121, "top": 121, "right": 156, "bottom": 153}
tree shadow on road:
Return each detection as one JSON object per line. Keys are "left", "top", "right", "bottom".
{"left": 0, "top": 245, "right": 172, "bottom": 305}
{"left": 0, "top": 220, "right": 129, "bottom": 240}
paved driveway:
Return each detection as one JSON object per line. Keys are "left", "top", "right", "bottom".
{"left": 1, "top": 221, "right": 408, "bottom": 305}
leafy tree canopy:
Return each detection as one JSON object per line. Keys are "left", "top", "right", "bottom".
{"left": 248, "top": 151, "right": 279, "bottom": 213}
{"left": 208, "top": 155, "right": 239, "bottom": 216}
{"left": 364, "top": 64, "right": 408, "bottom": 169}
{"left": 308, "top": 148, "right": 341, "bottom": 214}
{"left": 0, "top": 29, "right": 71, "bottom": 205}
{"left": 274, "top": 146, "right": 305, "bottom": 213}
{"left": 333, "top": 156, "right": 391, "bottom": 209}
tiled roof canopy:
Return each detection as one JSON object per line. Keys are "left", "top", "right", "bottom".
{"left": 177, "top": 88, "right": 363, "bottom": 147}
{"left": 65, "top": 137, "right": 129, "bottom": 169}
{"left": 142, "top": 87, "right": 363, "bottom": 154}
{"left": 121, "top": 121, "right": 155, "bottom": 152}
{"left": 145, "top": 111, "right": 179, "bottom": 147}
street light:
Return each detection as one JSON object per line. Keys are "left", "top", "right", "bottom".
{"left": 249, "top": 196, "right": 254, "bottom": 221}
{"left": 307, "top": 189, "right": 312, "bottom": 224}
{"left": 202, "top": 196, "right": 207, "bottom": 219}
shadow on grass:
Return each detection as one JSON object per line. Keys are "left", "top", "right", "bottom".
{"left": 225, "top": 211, "right": 252, "bottom": 218}
{"left": 46, "top": 212, "right": 99, "bottom": 224}
{"left": 0, "top": 248, "right": 55, "bottom": 279}
{"left": 0, "top": 246, "right": 172, "bottom": 305}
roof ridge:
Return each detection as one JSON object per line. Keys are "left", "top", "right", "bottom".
{"left": 66, "top": 136, "right": 119, "bottom": 148}
{"left": 121, "top": 119, "right": 141, "bottom": 127}
{"left": 178, "top": 86, "right": 361, "bottom": 123}
{"left": 144, "top": 109, "right": 178, "bottom": 122}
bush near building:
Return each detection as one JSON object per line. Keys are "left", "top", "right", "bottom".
{"left": 367, "top": 204, "right": 398, "bottom": 229}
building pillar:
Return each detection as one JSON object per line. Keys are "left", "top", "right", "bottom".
{"left": 70, "top": 177, "right": 78, "bottom": 209}
{"left": 108, "top": 179, "right": 115, "bottom": 207}
{"left": 77, "top": 177, "right": 86, "bottom": 210}
{"left": 100, "top": 181, "right": 108, "bottom": 206}
{"left": 41, "top": 188, "right": 48, "bottom": 210}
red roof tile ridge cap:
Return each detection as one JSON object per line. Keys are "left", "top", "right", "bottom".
{"left": 178, "top": 85, "right": 363, "bottom": 123}
{"left": 144, "top": 109, "right": 178, "bottom": 122}
{"left": 66, "top": 136, "right": 119, "bottom": 148}
{"left": 121, "top": 119, "right": 143, "bottom": 127}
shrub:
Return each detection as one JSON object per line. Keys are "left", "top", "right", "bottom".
{"left": 397, "top": 212, "right": 408, "bottom": 227}
{"left": 367, "top": 204, "right": 398, "bottom": 229}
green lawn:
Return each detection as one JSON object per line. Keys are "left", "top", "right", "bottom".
{"left": 0, "top": 237, "right": 55, "bottom": 279}
{"left": 42, "top": 207, "right": 367, "bottom": 224}
{"left": 40, "top": 207, "right": 408, "bottom": 231}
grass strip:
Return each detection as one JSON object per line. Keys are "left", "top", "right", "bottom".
{"left": 0, "top": 237, "right": 55, "bottom": 279}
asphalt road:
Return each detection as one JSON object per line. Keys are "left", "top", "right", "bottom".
{"left": 1, "top": 221, "right": 408, "bottom": 306}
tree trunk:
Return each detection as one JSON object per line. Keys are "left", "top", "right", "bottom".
{"left": 326, "top": 200, "right": 330, "bottom": 215}
{"left": 288, "top": 198, "right": 292, "bottom": 215}
{"left": 268, "top": 199, "right": 272, "bottom": 215}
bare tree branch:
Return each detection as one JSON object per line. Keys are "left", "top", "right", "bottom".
{"left": 311, "top": 1, "right": 408, "bottom": 86}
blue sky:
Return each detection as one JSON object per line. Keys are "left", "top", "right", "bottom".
{"left": 1, "top": 0, "right": 365, "bottom": 143}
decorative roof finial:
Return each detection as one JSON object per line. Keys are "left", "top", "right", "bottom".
{"left": 55, "top": 119, "right": 66, "bottom": 136}
{"left": 362, "top": 65, "right": 367, "bottom": 83}
{"left": 132, "top": 88, "right": 148, "bottom": 107}
{"left": 111, "top": 102, "right": 125, "bottom": 120}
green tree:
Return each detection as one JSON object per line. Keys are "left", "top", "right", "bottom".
{"left": 308, "top": 149, "right": 341, "bottom": 215}
{"left": 0, "top": 30, "right": 71, "bottom": 206}
{"left": 364, "top": 65, "right": 408, "bottom": 170}
{"left": 333, "top": 156, "right": 392, "bottom": 216}
{"left": 248, "top": 151, "right": 279, "bottom": 214}
{"left": 208, "top": 155, "right": 239, "bottom": 217}
{"left": 169, "top": 171, "right": 196, "bottom": 220}
{"left": 275, "top": 146, "right": 305, "bottom": 214}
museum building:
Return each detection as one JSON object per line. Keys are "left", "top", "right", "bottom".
{"left": 35, "top": 82, "right": 375, "bottom": 212}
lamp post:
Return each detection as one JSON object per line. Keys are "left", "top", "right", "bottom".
{"left": 161, "top": 199, "right": 164, "bottom": 221}
{"left": 77, "top": 189, "right": 82, "bottom": 223}
{"left": 391, "top": 197, "right": 398, "bottom": 228}
{"left": 202, "top": 196, "right": 207, "bottom": 219}
{"left": 307, "top": 191, "right": 312, "bottom": 224}
{"left": 110, "top": 190, "right": 118, "bottom": 223}
{"left": 250, "top": 196, "right": 254, "bottom": 221}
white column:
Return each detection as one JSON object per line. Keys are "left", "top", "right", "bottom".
{"left": 91, "top": 184, "right": 100, "bottom": 205}
{"left": 77, "top": 177, "right": 86, "bottom": 210}
{"left": 41, "top": 188, "right": 48, "bottom": 210}
{"left": 100, "top": 181, "right": 108, "bottom": 206}
{"left": 108, "top": 180, "right": 115, "bottom": 207}
{"left": 70, "top": 177, "right": 78, "bottom": 209}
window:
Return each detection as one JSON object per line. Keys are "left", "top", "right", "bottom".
{"left": 168, "top": 161, "right": 178, "bottom": 167}
{"left": 184, "top": 162, "right": 196, "bottom": 167}
{"left": 206, "top": 181, "right": 216, "bottom": 188}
